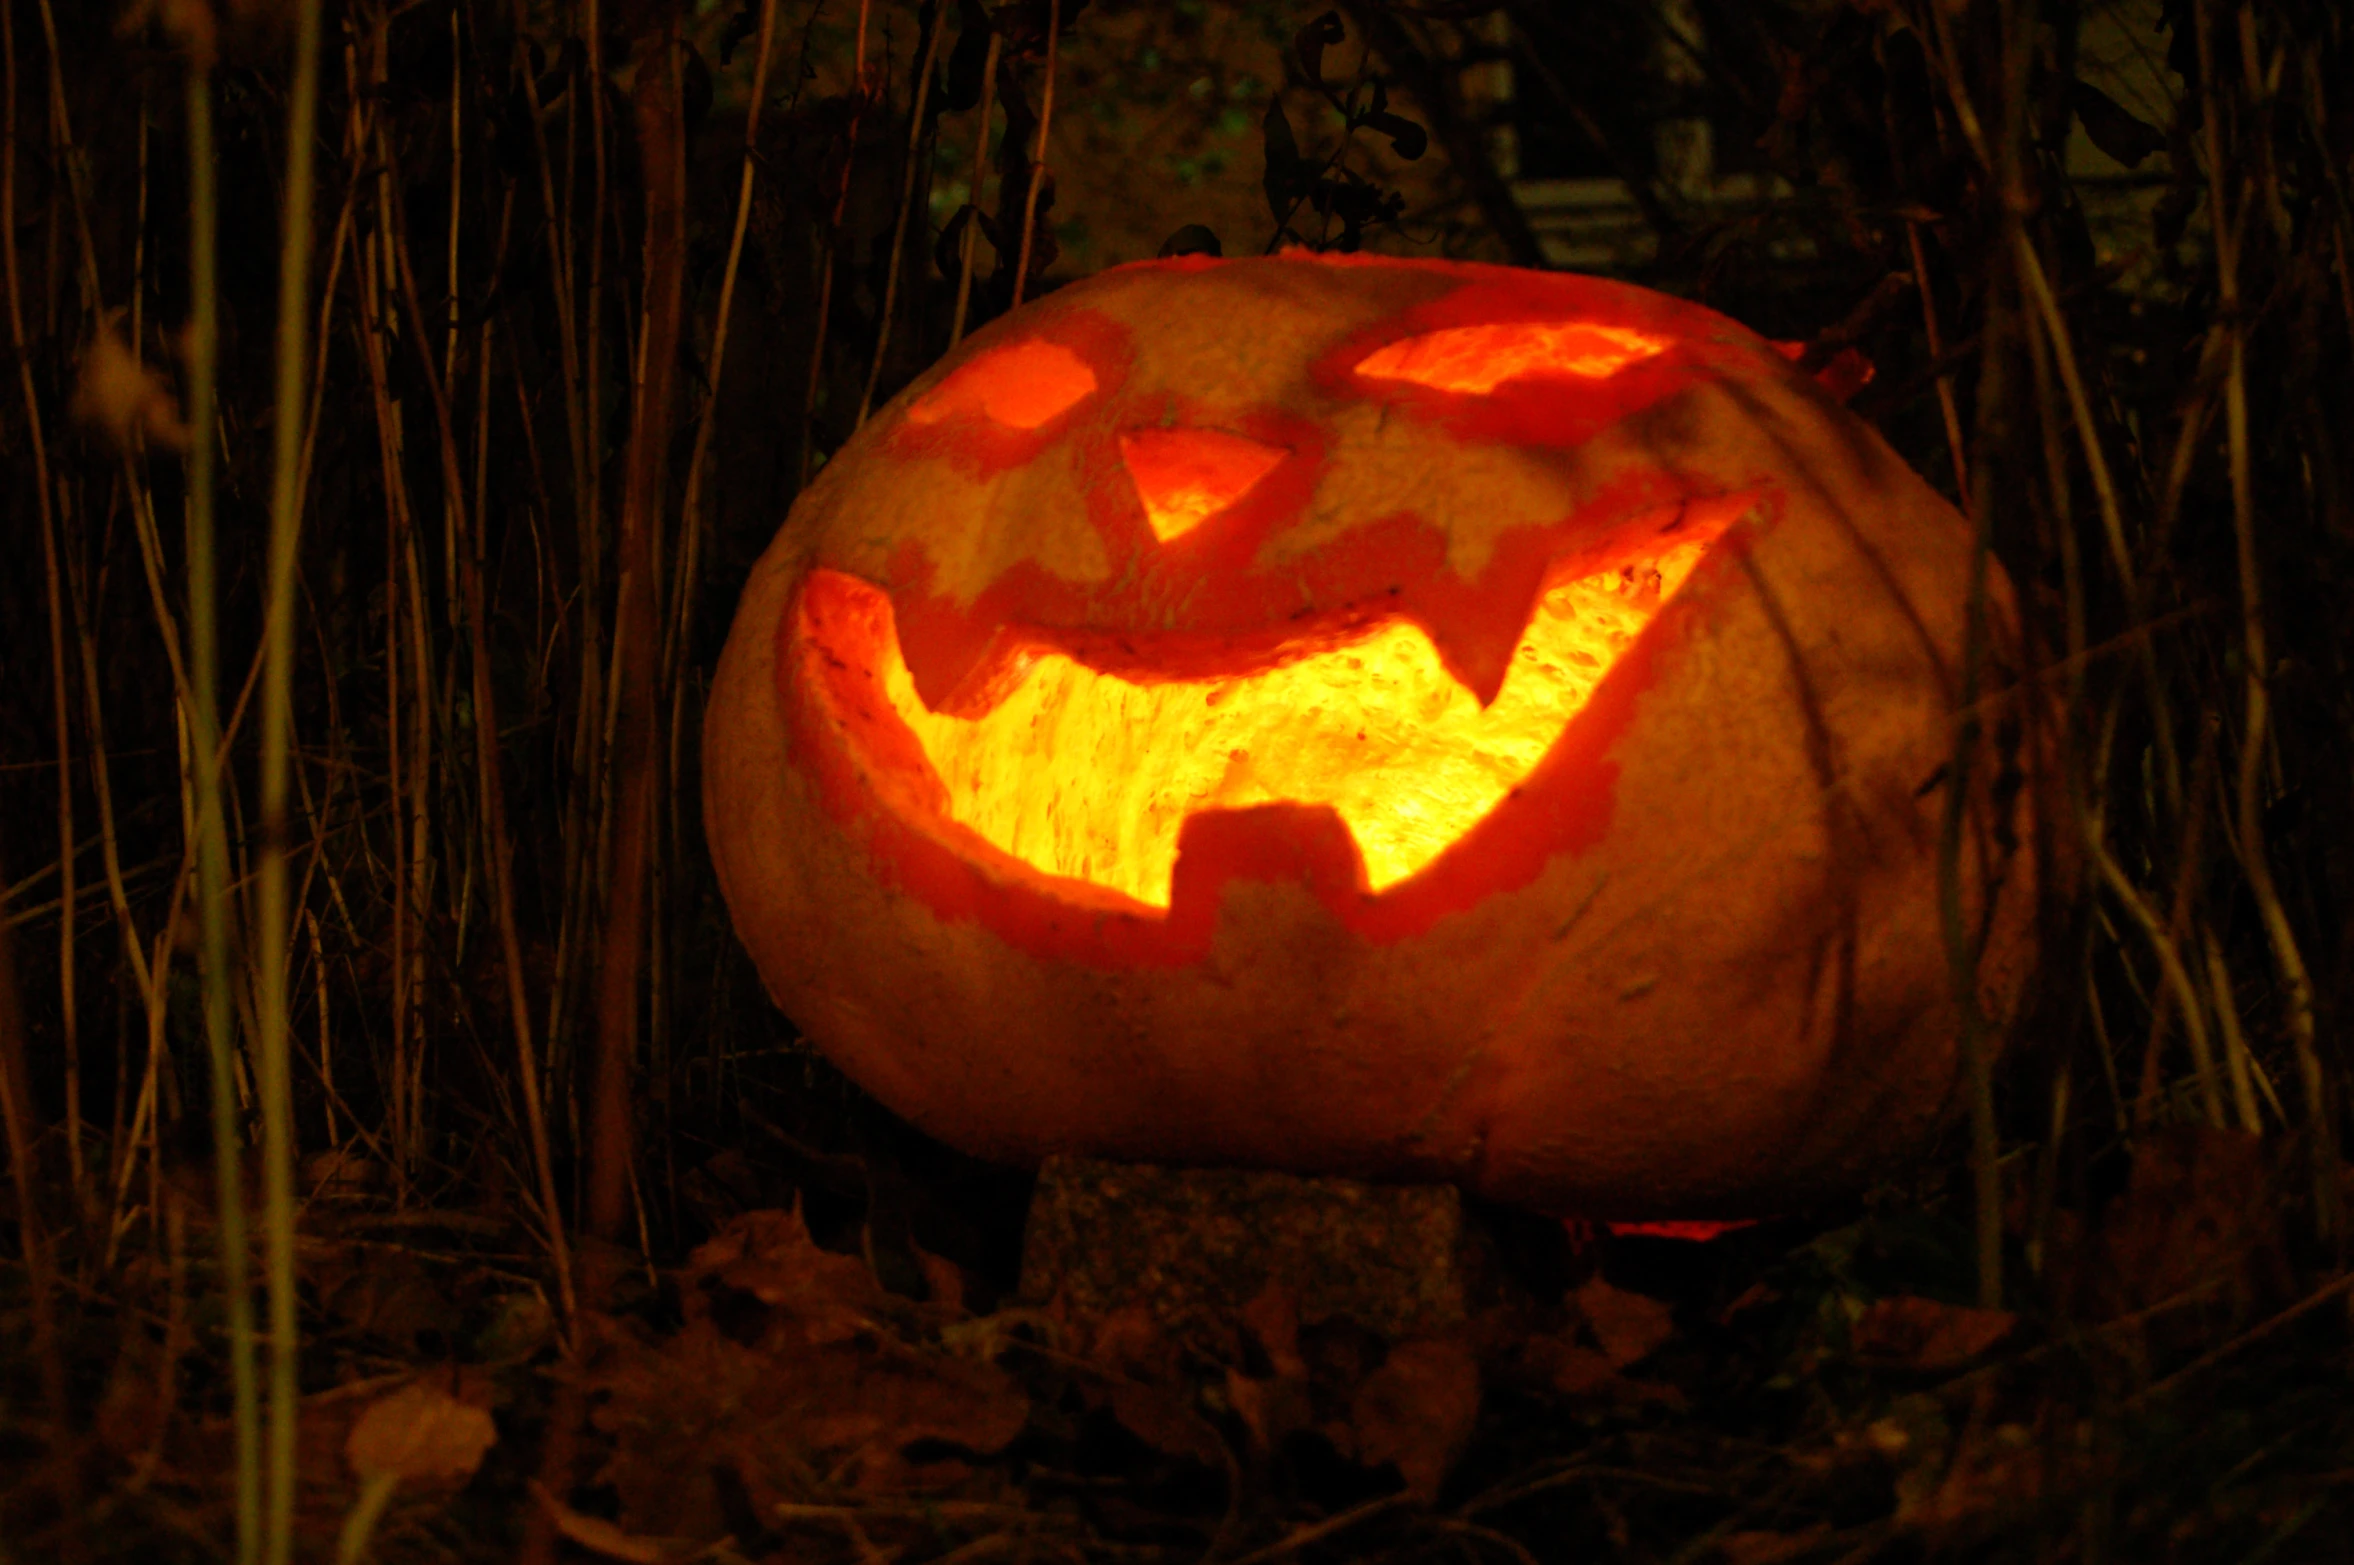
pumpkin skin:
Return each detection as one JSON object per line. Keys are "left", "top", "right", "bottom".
{"left": 704, "top": 254, "right": 2041, "bottom": 1219}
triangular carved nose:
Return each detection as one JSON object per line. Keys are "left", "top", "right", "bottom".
{"left": 1118, "top": 427, "right": 1288, "bottom": 542}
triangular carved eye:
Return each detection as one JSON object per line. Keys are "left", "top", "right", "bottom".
{"left": 1355, "top": 321, "right": 1665, "bottom": 395}
{"left": 1119, "top": 427, "right": 1288, "bottom": 542}
{"left": 907, "top": 339, "right": 1097, "bottom": 429}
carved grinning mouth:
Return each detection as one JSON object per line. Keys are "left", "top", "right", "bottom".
{"left": 805, "top": 535, "right": 1715, "bottom": 909}
{"left": 804, "top": 316, "right": 1734, "bottom": 911}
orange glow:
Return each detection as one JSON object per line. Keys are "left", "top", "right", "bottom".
{"left": 1603, "top": 1219, "right": 1753, "bottom": 1241}
{"left": 859, "top": 542, "right": 1712, "bottom": 907}
{"left": 1356, "top": 322, "right": 1666, "bottom": 395}
{"left": 907, "top": 339, "right": 1098, "bottom": 429}
{"left": 1119, "top": 428, "right": 1290, "bottom": 541}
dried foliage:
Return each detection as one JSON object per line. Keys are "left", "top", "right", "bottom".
{"left": 1, "top": 0, "right": 2352, "bottom": 1559}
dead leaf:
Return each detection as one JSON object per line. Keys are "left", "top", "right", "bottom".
{"left": 1718, "top": 1283, "right": 1782, "bottom": 1326}
{"left": 1851, "top": 1297, "right": 2018, "bottom": 1373}
{"left": 1570, "top": 1276, "right": 1675, "bottom": 1368}
{"left": 587, "top": 1241, "right": 1030, "bottom": 1540}
{"left": 302, "top": 1151, "right": 385, "bottom": 1203}
{"left": 1086, "top": 1304, "right": 1175, "bottom": 1379}
{"left": 2096, "top": 1128, "right": 2290, "bottom": 1340}
{"left": 1239, "top": 1283, "right": 1308, "bottom": 1381}
{"left": 1106, "top": 1380, "right": 1226, "bottom": 1469}
{"left": 1348, "top": 1336, "right": 1480, "bottom": 1503}
{"left": 311, "top": 1243, "right": 459, "bottom": 1356}
{"left": 530, "top": 1481, "right": 710, "bottom": 1565}
{"left": 72, "top": 325, "right": 188, "bottom": 452}
{"left": 1907, "top": 1413, "right": 2098, "bottom": 1536}
{"left": 913, "top": 1243, "right": 966, "bottom": 1318}
{"left": 1224, "top": 1361, "right": 1315, "bottom": 1457}
{"left": 474, "top": 1290, "right": 556, "bottom": 1364}
{"left": 686, "top": 1204, "right": 893, "bottom": 1347}
{"left": 2072, "top": 78, "right": 2167, "bottom": 168}
{"left": 1223, "top": 1282, "right": 1323, "bottom": 1455}
{"left": 1717, "top": 1525, "right": 1832, "bottom": 1564}
{"left": 1520, "top": 1335, "right": 1621, "bottom": 1398}
{"left": 116, "top": 0, "right": 218, "bottom": 68}
{"left": 1862, "top": 1394, "right": 1953, "bottom": 1522}
{"left": 1510, "top": 1330, "right": 1686, "bottom": 1411}
{"left": 346, "top": 1380, "right": 496, "bottom": 1487}
{"left": 1078, "top": 1304, "right": 1223, "bottom": 1466}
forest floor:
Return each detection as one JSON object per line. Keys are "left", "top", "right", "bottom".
{"left": 4, "top": 1123, "right": 2353, "bottom": 1565}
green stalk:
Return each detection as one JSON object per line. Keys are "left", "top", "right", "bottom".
{"left": 182, "top": 59, "right": 261, "bottom": 1565}
{"left": 257, "top": 1, "right": 325, "bottom": 1558}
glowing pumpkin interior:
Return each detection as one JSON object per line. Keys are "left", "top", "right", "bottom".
{"left": 809, "top": 537, "right": 1707, "bottom": 908}
{"left": 820, "top": 312, "right": 1726, "bottom": 911}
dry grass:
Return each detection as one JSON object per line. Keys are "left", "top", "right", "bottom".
{"left": 1, "top": 1, "right": 2350, "bottom": 1560}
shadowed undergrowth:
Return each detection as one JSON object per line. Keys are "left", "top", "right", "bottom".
{"left": 2, "top": 0, "right": 2351, "bottom": 1560}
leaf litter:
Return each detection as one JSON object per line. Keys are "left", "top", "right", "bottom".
{"left": 15, "top": 1132, "right": 2354, "bottom": 1562}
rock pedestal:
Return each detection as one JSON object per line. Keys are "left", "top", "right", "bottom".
{"left": 1017, "top": 1156, "right": 1480, "bottom": 1352}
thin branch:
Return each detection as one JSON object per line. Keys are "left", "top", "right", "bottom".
{"left": 856, "top": 0, "right": 950, "bottom": 426}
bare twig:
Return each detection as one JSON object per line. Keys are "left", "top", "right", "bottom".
{"left": 948, "top": 29, "right": 1002, "bottom": 348}
{"left": 855, "top": 0, "right": 950, "bottom": 426}
{"left": 798, "top": 0, "right": 877, "bottom": 485}
{"left": 1011, "top": 3, "right": 1059, "bottom": 308}
{"left": 669, "top": 0, "right": 782, "bottom": 694}
{"left": 387, "top": 128, "right": 578, "bottom": 1334}
{"left": 4, "top": 0, "right": 78, "bottom": 1226}
{"left": 2194, "top": 0, "right": 2332, "bottom": 1239}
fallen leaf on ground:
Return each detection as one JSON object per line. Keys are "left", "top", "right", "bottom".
{"left": 1106, "top": 1380, "right": 1226, "bottom": 1468}
{"left": 1907, "top": 1413, "right": 2105, "bottom": 1536}
{"left": 1225, "top": 1361, "right": 1316, "bottom": 1456}
{"left": 914, "top": 1242, "right": 967, "bottom": 1317}
{"left": 1522, "top": 1336, "right": 1620, "bottom": 1398}
{"left": 688, "top": 1203, "right": 892, "bottom": 1346}
{"left": 1571, "top": 1276, "right": 1676, "bottom": 1367}
{"left": 1850, "top": 1297, "right": 2018, "bottom": 1373}
{"left": 1513, "top": 1333, "right": 1686, "bottom": 1409}
{"left": 310, "top": 1242, "right": 461, "bottom": 1357}
{"left": 1240, "top": 1283, "right": 1308, "bottom": 1381}
{"left": 1348, "top": 1335, "right": 1480, "bottom": 1502}
{"left": 474, "top": 1289, "right": 556, "bottom": 1364}
{"left": 2093, "top": 1127, "right": 2291, "bottom": 1348}
{"left": 530, "top": 1481, "right": 711, "bottom": 1565}
{"left": 1086, "top": 1304, "right": 1176, "bottom": 1381}
{"left": 346, "top": 1380, "right": 496, "bottom": 1486}
{"left": 585, "top": 1208, "right": 1030, "bottom": 1537}
{"left": 1717, "top": 1524, "right": 1832, "bottom": 1564}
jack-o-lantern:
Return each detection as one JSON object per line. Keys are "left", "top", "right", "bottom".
{"left": 704, "top": 255, "right": 2041, "bottom": 1219}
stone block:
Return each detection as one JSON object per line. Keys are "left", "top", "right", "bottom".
{"left": 1018, "top": 1156, "right": 1478, "bottom": 1353}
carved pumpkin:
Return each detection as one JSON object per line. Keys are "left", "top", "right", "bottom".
{"left": 704, "top": 255, "right": 2040, "bottom": 1218}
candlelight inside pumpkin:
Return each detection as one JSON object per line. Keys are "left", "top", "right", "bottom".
{"left": 806, "top": 527, "right": 1716, "bottom": 909}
